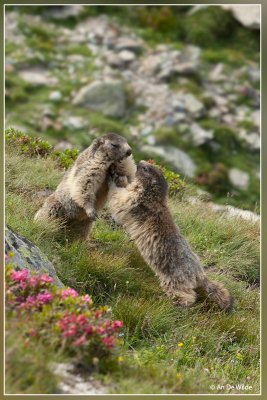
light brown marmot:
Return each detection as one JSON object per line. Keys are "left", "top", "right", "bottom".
{"left": 34, "top": 133, "right": 136, "bottom": 239}
{"left": 107, "top": 160, "right": 233, "bottom": 311}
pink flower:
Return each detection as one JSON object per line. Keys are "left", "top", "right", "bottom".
{"left": 81, "top": 294, "right": 92, "bottom": 304}
{"left": 36, "top": 290, "right": 52, "bottom": 304}
{"left": 25, "top": 295, "right": 36, "bottom": 307}
{"left": 73, "top": 334, "right": 86, "bottom": 347}
{"left": 102, "top": 336, "right": 114, "bottom": 348}
{"left": 96, "top": 326, "right": 105, "bottom": 335}
{"left": 28, "top": 276, "right": 38, "bottom": 287}
{"left": 61, "top": 288, "right": 78, "bottom": 299}
{"left": 77, "top": 314, "right": 87, "bottom": 326}
{"left": 94, "top": 310, "right": 101, "bottom": 319}
{"left": 10, "top": 269, "right": 28, "bottom": 282}
{"left": 63, "top": 324, "right": 77, "bottom": 337}
{"left": 111, "top": 320, "right": 123, "bottom": 329}
{"left": 39, "top": 274, "right": 53, "bottom": 284}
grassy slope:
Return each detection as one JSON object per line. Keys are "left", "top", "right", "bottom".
{"left": 5, "top": 142, "right": 260, "bottom": 394}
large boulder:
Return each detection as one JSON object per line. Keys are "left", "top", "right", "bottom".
{"left": 142, "top": 145, "right": 196, "bottom": 178}
{"left": 72, "top": 80, "right": 126, "bottom": 118}
{"left": 228, "top": 168, "right": 250, "bottom": 191}
{"left": 5, "top": 226, "right": 64, "bottom": 287}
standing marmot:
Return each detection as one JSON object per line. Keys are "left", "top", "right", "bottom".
{"left": 107, "top": 161, "right": 233, "bottom": 311}
{"left": 34, "top": 133, "right": 136, "bottom": 239}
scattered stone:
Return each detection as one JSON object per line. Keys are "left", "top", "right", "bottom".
{"left": 62, "top": 116, "right": 87, "bottom": 130}
{"left": 54, "top": 141, "right": 73, "bottom": 151}
{"left": 228, "top": 168, "right": 250, "bottom": 191}
{"left": 251, "top": 110, "right": 260, "bottom": 129}
{"left": 173, "top": 93, "right": 205, "bottom": 118}
{"left": 211, "top": 204, "right": 260, "bottom": 223}
{"left": 118, "top": 50, "right": 136, "bottom": 63}
{"left": 19, "top": 68, "right": 58, "bottom": 87}
{"left": 72, "top": 80, "right": 126, "bottom": 118}
{"left": 115, "top": 37, "right": 143, "bottom": 53}
{"left": 49, "top": 91, "right": 62, "bottom": 102}
{"left": 239, "top": 129, "right": 260, "bottom": 151}
{"left": 5, "top": 226, "right": 64, "bottom": 288}
{"left": 190, "top": 123, "right": 214, "bottom": 146}
{"left": 221, "top": 5, "right": 260, "bottom": 30}
{"left": 44, "top": 5, "right": 85, "bottom": 20}
{"left": 142, "top": 145, "right": 196, "bottom": 178}
{"left": 51, "top": 363, "right": 106, "bottom": 394}
{"left": 209, "top": 63, "right": 226, "bottom": 82}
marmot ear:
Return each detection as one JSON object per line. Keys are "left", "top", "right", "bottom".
{"left": 92, "top": 137, "right": 105, "bottom": 153}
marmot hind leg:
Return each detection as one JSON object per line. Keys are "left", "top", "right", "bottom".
{"left": 65, "top": 219, "right": 93, "bottom": 241}
{"left": 170, "top": 288, "right": 197, "bottom": 307}
{"left": 34, "top": 193, "right": 65, "bottom": 221}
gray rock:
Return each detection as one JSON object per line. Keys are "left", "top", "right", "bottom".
{"left": 228, "top": 168, "right": 250, "bottom": 191}
{"left": 19, "top": 68, "right": 58, "bottom": 87}
{"left": 72, "top": 80, "right": 126, "bottom": 118}
{"left": 173, "top": 93, "right": 205, "bottom": 118}
{"left": 5, "top": 226, "right": 64, "bottom": 287}
{"left": 190, "top": 123, "right": 214, "bottom": 146}
{"left": 62, "top": 116, "right": 87, "bottom": 130}
{"left": 239, "top": 129, "right": 260, "bottom": 151}
{"left": 251, "top": 110, "right": 260, "bottom": 129}
{"left": 54, "top": 141, "right": 73, "bottom": 151}
{"left": 142, "top": 145, "right": 196, "bottom": 178}
{"left": 49, "top": 91, "right": 62, "bottom": 102}
{"left": 118, "top": 50, "right": 136, "bottom": 63}
{"left": 115, "top": 37, "right": 143, "bottom": 53}
{"left": 44, "top": 5, "right": 84, "bottom": 20}
{"left": 221, "top": 5, "right": 260, "bottom": 30}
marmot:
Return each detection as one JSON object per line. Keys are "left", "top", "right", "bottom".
{"left": 34, "top": 133, "right": 136, "bottom": 239}
{"left": 107, "top": 161, "right": 233, "bottom": 311}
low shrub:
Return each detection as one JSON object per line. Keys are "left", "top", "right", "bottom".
{"left": 5, "top": 255, "right": 123, "bottom": 371}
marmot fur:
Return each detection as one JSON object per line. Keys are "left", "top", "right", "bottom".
{"left": 34, "top": 133, "right": 136, "bottom": 239}
{"left": 108, "top": 160, "right": 233, "bottom": 311}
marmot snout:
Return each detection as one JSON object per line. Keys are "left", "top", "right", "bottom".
{"left": 108, "top": 161, "right": 233, "bottom": 312}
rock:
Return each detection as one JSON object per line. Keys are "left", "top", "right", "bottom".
{"left": 19, "top": 68, "right": 58, "bottom": 87}
{"left": 54, "top": 141, "right": 73, "bottom": 151}
{"left": 44, "top": 5, "right": 84, "bottom": 20}
{"left": 211, "top": 204, "right": 260, "bottom": 223}
{"left": 239, "top": 129, "right": 260, "bottom": 150}
{"left": 49, "top": 91, "right": 62, "bottom": 102}
{"left": 190, "top": 5, "right": 260, "bottom": 30}
{"left": 115, "top": 37, "right": 143, "bottom": 53}
{"left": 72, "top": 80, "right": 126, "bottom": 118}
{"left": 228, "top": 168, "right": 250, "bottom": 191}
{"left": 190, "top": 123, "right": 214, "bottom": 146}
{"left": 164, "top": 112, "right": 186, "bottom": 126}
{"left": 146, "top": 135, "right": 156, "bottom": 145}
{"left": 118, "top": 50, "right": 136, "bottom": 63}
{"left": 221, "top": 5, "right": 260, "bottom": 30}
{"left": 173, "top": 93, "right": 205, "bottom": 118}
{"left": 62, "top": 116, "right": 87, "bottom": 130}
{"left": 142, "top": 145, "right": 196, "bottom": 178}
{"left": 208, "top": 63, "right": 227, "bottom": 82}
{"left": 251, "top": 110, "right": 260, "bottom": 129}
{"left": 5, "top": 226, "right": 64, "bottom": 287}
{"left": 51, "top": 363, "right": 106, "bottom": 394}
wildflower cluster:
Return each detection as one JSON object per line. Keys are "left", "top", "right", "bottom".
{"left": 147, "top": 159, "right": 186, "bottom": 197}
{"left": 5, "top": 128, "right": 79, "bottom": 169}
{"left": 5, "top": 262, "right": 123, "bottom": 368}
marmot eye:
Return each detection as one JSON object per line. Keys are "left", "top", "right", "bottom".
{"left": 111, "top": 143, "right": 119, "bottom": 148}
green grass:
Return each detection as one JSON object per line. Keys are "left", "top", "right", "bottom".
{"left": 5, "top": 140, "right": 260, "bottom": 394}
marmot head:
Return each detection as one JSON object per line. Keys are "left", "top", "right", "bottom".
{"left": 92, "top": 133, "right": 132, "bottom": 161}
{"left": 136, "top": 161, "right": 168, "bottom": 202}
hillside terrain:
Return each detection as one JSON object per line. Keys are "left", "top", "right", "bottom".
{"left": 5, "top": 133, "right": 260, "bottom": 394}
{"left": 5, "top": 5, "right": 260, "bottom": 395}
{"left": 5, "top": 5, "right": 260, "bottom": 211}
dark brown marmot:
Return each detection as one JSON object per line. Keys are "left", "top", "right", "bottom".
{"left": 34, "top": 133, "right": 136, "bottom": 239}
{"left": 107, "top": 160, "right": 233, "bottom": 311}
